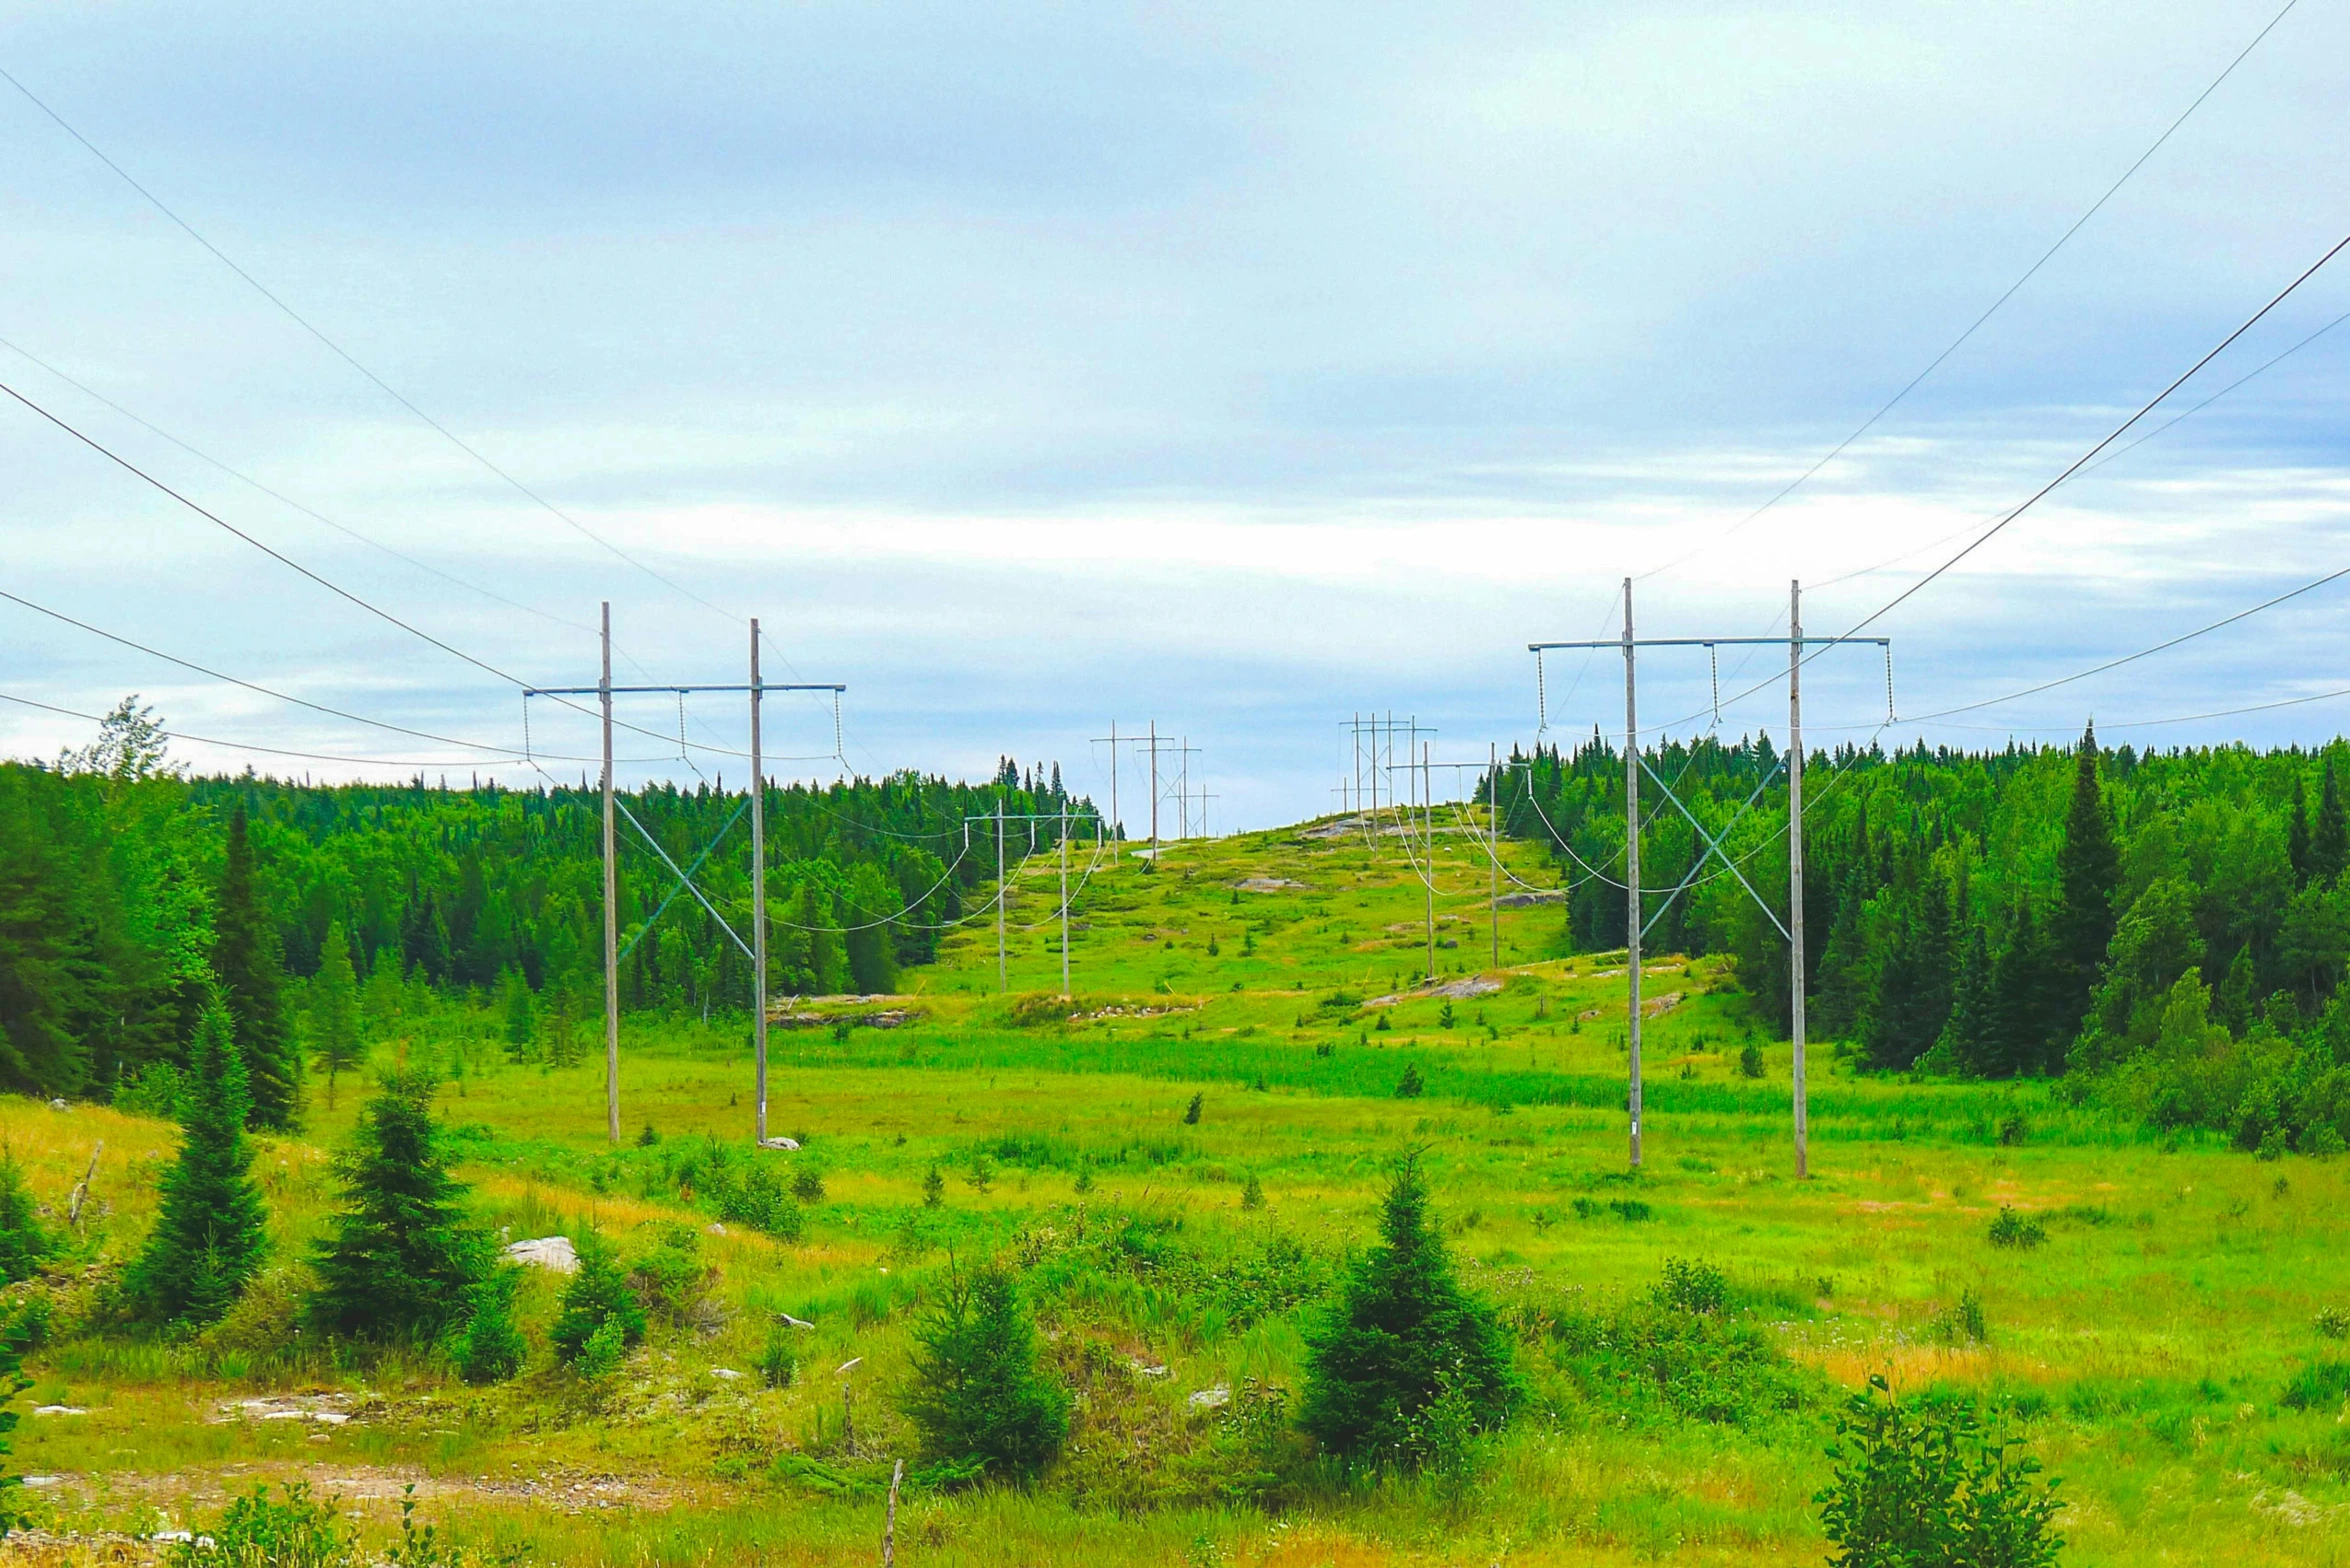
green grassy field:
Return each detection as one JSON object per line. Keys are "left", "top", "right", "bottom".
{"left": 5, "top": 817, "right": 2348, "bottom": 1565}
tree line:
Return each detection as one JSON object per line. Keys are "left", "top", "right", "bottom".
{"left": 0, "top": 701, "right": 1096, "bottom": 1109}
{"left": 1493, "top": 725, "right": 2350, "bottom": 1152}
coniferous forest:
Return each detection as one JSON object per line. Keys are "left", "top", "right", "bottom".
{"left": 0, "top": 714, "right": 1095, "bottom": 1113}
{"left": 1494, "top": 724, "right": 2350, "bottom": 1154}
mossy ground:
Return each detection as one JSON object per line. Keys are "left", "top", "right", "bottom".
{"left": 4, "top": 818, "right": 2346, "bottom": 1564}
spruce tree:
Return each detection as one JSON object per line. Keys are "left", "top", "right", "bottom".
{"left": 0, "top": 1152, "right": 51, "bottom": 1285}
{"left": 551, "top": 1232, "right": 646, "bottom": 1365}
{"left": 2049, "top": 726, "right": 2120, "bottom": 1042}
{"left": 900, "top": 1259, "right": 1069, "bottom": 1481}
{"left": 499, "top": 966, "right": 536, "bottom": 1060}
{"left": 2289, "top": 773, "right": 2312, "bottom": 886}
{"left": 214, "top": 808, "right": 298, "bottom": 1129}
{"left": 1935, "top": 924, "right": 1994, "bottom": 1076}
{"left": 1298, "top": 1152, "right": 1513, "bottom": 1465}
{"left": 843, "top": 864, "right": 901, "bottom": 994}
{"left": 125, "top": 1000, "right": 268, "bottom": 1328}
{"left": 307, "top": 1071, "right": 487, "bottom": 1340}
{"left": 310, "top": 922, "right": 363, "bottom": 1109}
{"left": 2315, "top": 757, "right": 2349, "bottom": 884}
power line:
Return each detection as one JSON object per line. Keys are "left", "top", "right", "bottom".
{"left": 0, "top": 585, "right": 611, "bottom": 761}
{"left": 1632, "top": 0, "right": 2306, "bottom": 584}
{"left": 1652, "top": 227, "right": 2350, "bottom": 740}
{"left": 0, "top": 689, "right": 534, "bottom": 771}
{"left": 0, "top": 374, "right": 758, "bottom": 760}
{"left": 0, "top": 333, "right": 602, "bottom": 641}
{"left": 0, "top": 62, "right": 744, "bottom": 631}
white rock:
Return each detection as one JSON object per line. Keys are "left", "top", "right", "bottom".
{"left": 705, "top": 1222, "right": 727, "bottom": 1236}
{"left": 503, "top": 1236, "right": 579, "bottom": 1273}
{"left": 23, "top": 1476, "right": 59, "bottom": 1488}
{"left": 1187, "top": 1386, "right": 1231, "bottom": 1410}
{"left": 709, "top": 1367, "right": 743, "bottom": 1381}
{"left": 33, "top": 1405, "right": 87, "bottom": 1417}
{"left": 757, "top": 1136, "right": 802, "bottom": 1152}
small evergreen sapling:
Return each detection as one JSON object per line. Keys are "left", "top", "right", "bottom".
{"left": 455, "top": 1268, "right": 527, "bottom": 1384}
{"left": 0, "top": 1305, "right": 33, "bottom": 1538}
{"left": 551, "top": 1232, "right": 646, "bottom": 1367}
{"left": 309, "top": 922, "right": 364, "bottom": 1109}
{"left": 125, "top": 1000, "right": 269, "bottom": 1329}
{"left": 1298, "top": 1152, "right": 1513, "bottom": 1467}
{"left": 0, "top": 1153, "right": 51, "bottom": 1285}
{"left": 900, "top": 1259, "right": 1068, "bottom": 1482}
{"left": 308, "top": 1072, "right": 488, "bottom": 1341}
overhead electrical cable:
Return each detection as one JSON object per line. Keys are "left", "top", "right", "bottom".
{"left": 1647, "top": 226, "right": 2350, "bottom": 741}
{"left": 1631, "top": 0, "right": 2306, "bottom": 584}
{"left": 0, "top": 63, "right": 743, "bottom": 631}
{"left": 0, "top": 375, "right": 753, "bottom": 759}
{"left": 0, "top": 689, "right": 536, "bottom": 771}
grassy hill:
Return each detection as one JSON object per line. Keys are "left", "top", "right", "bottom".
{"left": 3, "top": 815, "right": 2345, "bottom": 1565}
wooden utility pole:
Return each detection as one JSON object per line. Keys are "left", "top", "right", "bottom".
{"left": 1422, "top": 739, "right": 1436, "bottom": 981}
{"left": 1789, "top": 580, "right": 1809, "bottom": 1179}
{"left": 601, "top": 602, "right": 620, "bottom": 1147}
{"left": 750, "top": 620, "right": 769, "bottom": 1146}
{"left": 1489, "top": 739, "right": 1500, "bottom": 971}
{"left": 995, "top": 798, "right": 1007, "bottom": 993}
{"left": 1059, "top": 798, "right": 1071, "bottom": 997}
{"left": 1623, "top": 577, "right": 1642, "bottom": 1171}
{"left": 1148, "top": 719, "right": 1159, "bottom": 854}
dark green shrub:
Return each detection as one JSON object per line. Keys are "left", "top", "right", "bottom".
{"left": 308, "top": 1072, "right": 488, "bottom": 1341}
{"left": 1241, "top": 1173, "right": 1264, "bottom": 1211}
{"left": 923, "top": 1165, "right": 946, "bottom": 1208}
{"left": 454, "top": 1269, "right": 526, "bottom": 1385}
{"left": 551, "top": 1232, "right": 647, "bottom": 1367}
{"left": 900, "top": 1259, "right": 1069, "bottom": 1482}
{"left": 0, "top": 1151, "right": 51, "bottom": 1285}
{"left": 1739, "top": 1042, "right": 1765, "bottom": 1078}
{"left": 0, "top": 1305, "right": 33, "bottom": 1538}
{"left": 790, "top": 1167, "right": 826, "bottom": 1204}
{"left": 1394, "top": 1063, "right": 1425, "bottom": 1098}
{"left": 1935, "top": 1288, "right": 1990, "bottom": 1346}
{"left": 628, "top": 1223, "right": 716, "bottom": 1329}
{"left": 1816, "top": 1375, "right": 2063, "bottom": 1568}
{"left": 1988, "top": 1207, "right": 2047, "bottom": 1250}
{"left": 1183, "top": 1093, "right": 1204, "bottom": 1125}
{"left": 1298, "top": 1153, "right": 1513, "bottom": 1466}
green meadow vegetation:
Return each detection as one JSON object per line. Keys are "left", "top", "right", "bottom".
{"left": 1, "top": 726, "right": 2349, "bottom": 1563}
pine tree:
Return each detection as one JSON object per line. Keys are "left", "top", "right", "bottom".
{"left": 306, "top": 1071, "right": 487, "bottom": 1341}
{"left": 0, "top": 1151, "right": 51, "bottom": 1285}
{"left": 2049, "top": 726, "right": 2120, "bottom": 1043}
{"left": 900, "top": 1258, "right": 1069, "bottom": 1481}
{"left": 455, "top": 1267, "right": 528, "bottom": 1384}
{"left": 796, "top": 884, "right": 845, "bottom": 996}
{"left": 1934, "top": 924, "right": 1994, "bottom": 1076}
{"left": 2315, "top": 757, "right": 2349, "bottom": 884}
{"left": 843, "top": 864, "right": 901, "bottom": 994}
{"left": 214, "top": 808, "right": 298, "bottom": 1129}
{"left": 551, "top": 1232, "right": 646, "bottom": 1365}
{"left": 1985, "top": 904, "right": 2051, "bottom": 1078}
{"left": 310, "top": 922, "right": 363, "bottom": 1109}
{"left": 2288, "top": 773, "right": 2312, "bottom": 886}
{"left": 125, "top": 999, "right": 268, "bottom": 1328}
{"left": 499, "top": 966, "right": 536, "bottom": 1060}
{"left": 1298, "top": 1152, "right": 1513, "bottom": 1465}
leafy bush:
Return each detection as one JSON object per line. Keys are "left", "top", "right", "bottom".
{"left": 790, "top": 1167, "right": 826, "bottom": 1204}
{"left": 112, "top": 1060, "right": 187, "bottom": 1120}
{"left": 2315, "top": 1306, "right": 2350, "bottom": 1340}
{"left": 1934, "top": 1288, "right": 1989, "bottom": 1346}
{"left": 165, "top": 1483, "right": 351, "bottom": 1568}
{"left": 1298, "top": 1153, "right": 1513, "bottom": 1466}
{"left": 1240, "top": 1174, "right": 1264, "bottom": 1211}
{"left": 1183, "top": 1093, "right": 1204, "bottom": 1125}
{"left": 1816, "top": 1375, "right": 2063, "bottom": 1568}
{"left": 550, "top": 1232, "right": 647, "bottom": 1367}
{"left": 1655, "top": 1258, "right": 1727, "bottom": 1315}
{"left": 1571, "top": 1196, "right": 1652, "bottom": 1222}
{"left": 900, "top": 1259, "right": 1069, "bottom": 1483}
{"left": 572, "top": 1315, "right": 628, "bottom": 1380}
{"left": 1550, "top": 1266, "right": 1821, "bottom": 1428}
{"left": 1394, "top": 1064, "right": 1425, "bottom": 1098}
{"left": 1738, "top": 1041, "right": 1765, "bottom": 1078}
{"left": 0, "top": 1305, "right": 34, "bottom": 1539}
{"left": 200, "top": 1267, "right": 308, "bottom": 1366}
{"left": 1988, "top": 1207, "right": 2047, "bottom": 1249}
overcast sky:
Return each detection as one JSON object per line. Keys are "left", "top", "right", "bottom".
{"left": 5, "top": 0, "right": 2349, "bottom": 829}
